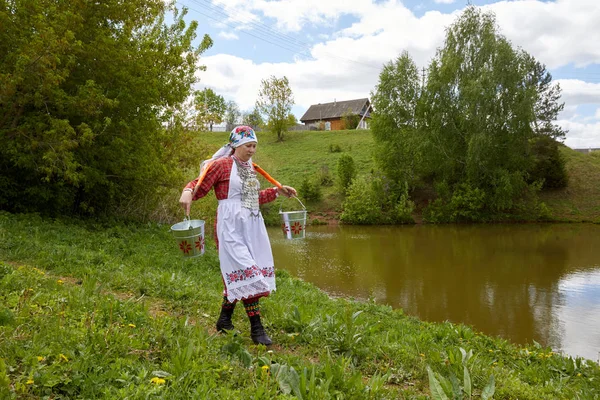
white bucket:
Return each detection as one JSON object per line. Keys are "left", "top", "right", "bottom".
{"left": 279, "top": 197, "right": 307, "bottom": 240}
{"left": 170, "top": 217, "right": 205, "bottom": 258}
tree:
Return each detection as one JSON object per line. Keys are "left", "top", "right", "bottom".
{"left": 522, "top": 53, "right": 567, "bottom": 140}
{"left": 341, "top": 109, "right": 361, "bottom": 130}
{"left": 0, "top": 0, "right": 212, "bottom": 216}
{"left": 256, "top": 75, "right": 294, "bottom": 141}
{"left": 224, "top": 100, "right": 241, "bottom": 131}
{"left": 242, "top": 106, "right": 264, "bottom": 131}
{"left": 194, "top": 88, "right": 226, "bottom": 131}
{"left": 421, "top": 6, "right": 541, "bottom": 212}
{"left": 373, "top": 6, "right": 566, "bottom": 219}
{"left": 371, "top": 51, "right": 422, "bottom": 187}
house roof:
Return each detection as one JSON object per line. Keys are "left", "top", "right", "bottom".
{"left": 300, "top": 98, "right": 371, "bottom": 122}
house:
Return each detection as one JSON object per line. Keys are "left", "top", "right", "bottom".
{"left": 300, "top": 98, "right": 373, "bottom": 130}
{"left": 573, "top": 148, "right": 600, "bottom": 154}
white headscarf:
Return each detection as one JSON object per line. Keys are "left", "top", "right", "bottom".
{"left": 198, "top": 125, "right": 258, "bottom": 175}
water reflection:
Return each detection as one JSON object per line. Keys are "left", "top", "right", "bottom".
{"left": 268, "top": 223, "right": 600, "bottom": 361}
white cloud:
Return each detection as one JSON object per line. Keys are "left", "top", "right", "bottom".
{"left": 485, "top": 0, "right": 600, "bottom": 69}
{"left": 556, "top": 79, "right": 600, "bottom": 105}
{"left": 559, "top": 120, "right": 600, "bottom": 149}
{"left": 218, "top": 31, "right": 239, "bottom": 40}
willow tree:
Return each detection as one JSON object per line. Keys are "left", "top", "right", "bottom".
{"left": 0, "top": 0, "right": 212, "bottom": 216}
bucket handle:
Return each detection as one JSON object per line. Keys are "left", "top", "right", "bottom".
{"left": 183, "top": 214, "right": 193, "bottom": 230}
{"left": 279, "top": 196, "right": 306, "bottom": 213}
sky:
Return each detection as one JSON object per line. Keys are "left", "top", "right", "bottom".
{"left": 175, "top": 0, "right": 600, "bottom": 149}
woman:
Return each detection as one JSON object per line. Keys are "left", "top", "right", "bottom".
{"left": 179, "top": 126, "right": 296, "bottom": 345}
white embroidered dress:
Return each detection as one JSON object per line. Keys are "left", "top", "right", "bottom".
{"left": 217, "top": 160, "right": 276, "bottom": 302}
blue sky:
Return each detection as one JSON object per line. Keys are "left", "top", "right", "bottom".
{"left": 175, "top": 0, "right": 600, "bottom": 148}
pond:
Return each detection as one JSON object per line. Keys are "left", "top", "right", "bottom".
{"left": 268, "top": 223, "right": 600, "bottom": 361}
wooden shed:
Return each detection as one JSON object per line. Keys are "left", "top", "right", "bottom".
{"left": 299, "top": 98, "right": 372, "bottom": 130}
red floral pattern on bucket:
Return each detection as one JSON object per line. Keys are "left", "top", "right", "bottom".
{"left": 195, "top": 236, "right": 204, "bottom": 252}
{"left": 291, "top": 222, "right": 303, "bottom": 235}
{"left": 281, "top": 223, "right": 289, "bottom": 234}
{"left": 179, "top": 240, "right": 192, "bottom": 255}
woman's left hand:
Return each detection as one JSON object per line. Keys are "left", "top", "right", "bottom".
{"left": 278, "top": 185, "right": 297, "bottom": 198}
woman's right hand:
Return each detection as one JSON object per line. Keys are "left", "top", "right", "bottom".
{"left": 179, "top": 190, "right": 193, "bottom": 216}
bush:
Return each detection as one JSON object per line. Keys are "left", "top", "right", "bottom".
{"left": 529, "top": 136, "right": 568, "bottom": 189}
{"left": 423, "top": 182, "right": 486, "bottom": 223}
{"left": 299, "top": 177, "right": 322, "bottom": 202}
{"left": 341, "top": 174, "right": 414, "bottom": 224}
{"left": 341, "top": 109, "right": 361, "bottom": 130}
{"left": 317, "top": 165, "right": 334, "bottom": 186}
{"left": 329, "top": 144, "right": 342, "bottom": 153}
{"left": 337, "top": 154, "right": 356, "bottom": 194}
{"left": 340, "top": 175, "right": 381, "bottom": 224}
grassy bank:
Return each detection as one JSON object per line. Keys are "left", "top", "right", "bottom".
{"left": 1, "top": 212, "right": 599, "bottom": 399}
{"left": 538, "top": 148, "right": 600, "bottom": 222}
{"left": 184, "top": 131, "right": 600, "bottom": 225}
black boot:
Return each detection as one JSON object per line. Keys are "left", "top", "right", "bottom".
{"left": 216, "top": 305, "right": 235, "bottom": 333}
{"left": 249, "top": 314, "right": 272, "bottom": 346}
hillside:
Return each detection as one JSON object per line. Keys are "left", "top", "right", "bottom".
{"left": 189, "top": 130, "right": 600, "bottom": 224}
{"left": 538, "top": 147, "right": 600, "bottom": 222}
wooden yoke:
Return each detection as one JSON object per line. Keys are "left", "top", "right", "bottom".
{"left": 192, "top": 160, "right": 287, "bottom": 197}
{"left": 253, "top": 163, "right": 290, "bottom": 196}
{"left": 192, "top": 160, "right": 214, "bottom": 197}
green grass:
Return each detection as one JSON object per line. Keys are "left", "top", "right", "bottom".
{"left": 539, "top": 148, "right": 600, "bottom": 223}
{"left": 1, "top": 212, "right": 600, "bottom": 399}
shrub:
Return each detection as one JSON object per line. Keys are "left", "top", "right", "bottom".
{"left": 317, "top": 165, "right": 334, "bottom": 186}
{"left": 341, "top": 109, "right": 361, "bottom": 130}
{"left": 529, "top": 136, "right": 568, "bottom": 189}
{"left": 299, "top": 177, "right": 322, "bottom": 202}
{"left": 341, "top": 174, "right": 415, "bottom": 225}
{"left": 393, "top": 185, "right": 415, "bottom": 224}
{"left": 340, "top": 175, "right": 381, "bottom": 224}
{"left": 329, "top": 144, "right": 342, "bottom": 153}
{"left": 337, "top": 154, "right": 356, "bottom": 194}
{"left": 423, "top": 182, "right": 486, "bottom": 223}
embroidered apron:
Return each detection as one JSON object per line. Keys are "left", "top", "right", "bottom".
{"left": 216, "top": 160, "right": 276, "bottom": 302}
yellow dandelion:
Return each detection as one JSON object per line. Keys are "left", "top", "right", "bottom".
{"left": 57, "top": 279, "right": 64, "bottom": 285}
{"left": 489, "top": 349, "right": 494, "bottom": 353}
{"left": 261, "top": 365, "right": 270, "bottom": 371}
{"left": 492, "top": 362, "right": 498, "bottom": 366}
{"left": 150, "top": 377, "right": 166, "bottom": 385}
{"left": 59, "top": 354, "right": 68, "bottom": 362}
{"left": 26, "top": 379, "right": 34, "bottom": 385}
{"left": 128, "top": 324, "right": 136, "bottom": 328}
{"left": 577, "top": 373, "right": 582, "bottom": 377}
{"left": 36, "top": 356, "right": 44, "bottom": 362}
{"left": 419, "top": 353, "right": 425, "bottom": 358}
